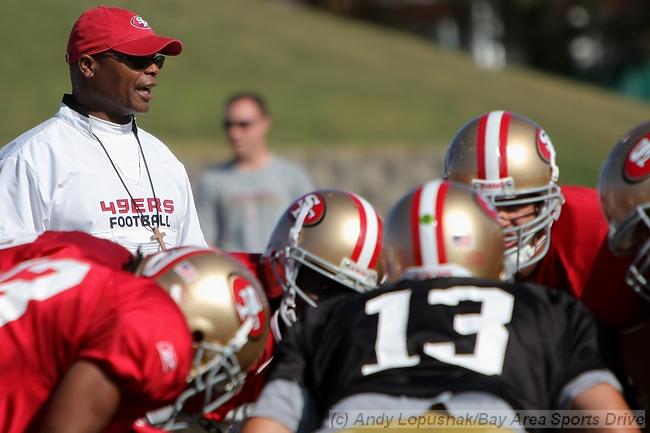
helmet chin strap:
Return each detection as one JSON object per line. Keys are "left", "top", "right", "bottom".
{"left": 281, "top": 201, "right": 320, "bottom": 319}
{"left": 279, "top": 288, "right": 298, "bottom": 327}
{"left": 270, "top": 310, "right": 285, "bottom": 342}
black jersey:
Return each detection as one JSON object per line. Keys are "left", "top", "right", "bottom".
{"left": 267, "top": 277, "right": 612, "bottom": 416}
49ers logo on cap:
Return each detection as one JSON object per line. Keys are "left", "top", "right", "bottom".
{"left": 130, "top": 15, "right": 150, "bottom": 29}
{"left": 624, "top": 135, "right": 650, "bottom": 183}
{"left": 536, "top": 128, "right": 555, "bottom": 163}
{"left": 289, "top": 193, "right": 325, "bottom": 226}
{"left": 232, "top": 276, "right": 265, "bottom": 339}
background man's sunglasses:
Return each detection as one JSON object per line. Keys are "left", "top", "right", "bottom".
{"left": 222, "top": 119, "right": 257, "bottom": 130}
{"left": 101, "top": 51, "right": 165, "bottom": 70}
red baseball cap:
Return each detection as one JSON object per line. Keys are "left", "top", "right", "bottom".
{"left": 66, "top": 5, "right": 183, "bottom": 64}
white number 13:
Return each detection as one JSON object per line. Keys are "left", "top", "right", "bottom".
{"left": 362, "top": 286, "right": 514, "bottom": 376}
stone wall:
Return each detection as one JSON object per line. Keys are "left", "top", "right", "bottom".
{"left": 184, "top": 146, "right": 445, "bottom": 215}
{"left": 292, "top": 147, "right": 444, "bottom": 214}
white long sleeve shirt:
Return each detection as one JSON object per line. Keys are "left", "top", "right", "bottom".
{"left": 0, "top": 95, "right": 206, "bottom": 254}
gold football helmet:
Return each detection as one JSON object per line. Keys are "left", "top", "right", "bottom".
{"left": 599, "top": 121, "right": 650, "bottom": 301}
{"left": 444, "top": 111, "right": 564, "bottom": 274}
{"left": 262, "top": 190, "right": 385, "bottom": 326}
{"left": 137, "top": 247, "right": 270, "bottom": 426}
{"left": 385, "top": 179, "right": 506, "bottom": 282}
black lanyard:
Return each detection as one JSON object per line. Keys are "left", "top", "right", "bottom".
{"left": 92, "top": 122, "right": 167, "bottom": 250}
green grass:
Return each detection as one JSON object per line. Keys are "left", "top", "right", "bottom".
{"left": 1, "top": 0, "right": 649, "bottom": 185}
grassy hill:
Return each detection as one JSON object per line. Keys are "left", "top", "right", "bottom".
{"left": 1, "top": 0, "right": 649, "bottom": 185}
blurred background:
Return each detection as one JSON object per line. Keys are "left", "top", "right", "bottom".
{"left": 2, "top": 0, "right": 650, "bottom": 213}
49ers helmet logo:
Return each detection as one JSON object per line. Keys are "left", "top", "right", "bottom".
{"left": 624, "top": 135, "right": 650, "bottom": 183}
{"left": 130, "top": 15, "right": 150, "bottom": 29}
{"left": 289, "top": 193, "right": 325, "bottom": 226}
{"left": 536, "top": 128, "right": 555, "bottom": 163}
{"left": 231, "top": 276, "right": 265, "bottom": 339}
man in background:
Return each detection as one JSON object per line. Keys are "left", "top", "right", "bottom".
{"left": 196, "top": 92, "right": 314, "bottom": 252}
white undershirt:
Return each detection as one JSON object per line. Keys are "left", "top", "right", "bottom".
{"left": 89, "top": 115, "right": 142, "bottom": 185}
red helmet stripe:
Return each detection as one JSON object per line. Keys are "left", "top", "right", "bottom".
{"left": 369, "top": 213, "right": 383, "bottom": 269}
{"left": 476, "top": 114, "right": 488, "bottom": 179}
{"left": 498, "top": 112, "right": 511, "bottom": 178}
{"left": 350, "top": 194, "right": 367, "bottom": 263}
{"left": 416, "top": 180, "right": 444, "bottom": 267}
{"left": 410, "top": 185, "right": 423, "bottom": 266}
{"left": 435, "top": 181, "right": 448, "bottom": 264}
{"left": 348, "top": 193, "right": 380, "bottom": 269}
{"left": 476, "top": 111, "right": 506, "bottom": 180}
{"left": 138, "top": 247, "right": 212, "bottom": 278}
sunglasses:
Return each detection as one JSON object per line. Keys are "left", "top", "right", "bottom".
{"left": 102, "top": 51, "right": 165, "bottom": 70}
{"left": 222, "top": 119, "right": 258, "bottom": 130}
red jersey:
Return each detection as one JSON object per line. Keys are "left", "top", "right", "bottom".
{"left": 133, "top": 251, "right": 278, "bottom": 432}
{"left": 528, "top": 185, "right": 647, "bottom": 329}
{"left": 0, "top": 232, "right": 192, "bottom": 433}
{"left": 0, "top": 231, "right": 133, "bottom": 272}
{"left": 229, "top": 251, "right": 284, "bottom": 299}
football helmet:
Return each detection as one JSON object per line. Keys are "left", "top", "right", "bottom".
{"left": 385, "top": 179, "right": 506, "bottom": 282}
{"left": 262, "top": 190, "right": 385, "bottom": 326}
{"left": 599, "top": 121, "right": 650, "bottom": 301}
{"left": 444, "top": 110, "right": 564, "bottom": 274}
{"left": 137, "top": 247, "right": 270, "bottom": 428}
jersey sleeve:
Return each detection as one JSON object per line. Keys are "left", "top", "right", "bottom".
{"left": 0, "top": 156, "right": 49, "bottom": 237}
{"left": 266, "top": 317, "right": 311, "bottom": 386}
{"left": 548, "top": 186, "right": 647, "bottom": 329}
{"left": 546, "top": 289, "right": 622, "bottom": 408}
{"left": 250, "top": 320, "right": 320, "bottom": 432}
{"left": 77, "top": 274, "right": 192, "bottom": 407}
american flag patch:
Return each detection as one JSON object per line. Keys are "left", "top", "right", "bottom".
{"left": 452, "top": 234, "right": 474, "bottom": 248}
{"left": 174, "top": 261, "right": 198, "bottom": 283}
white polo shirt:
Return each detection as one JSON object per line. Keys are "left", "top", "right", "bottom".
{"left": 0, "top": 95, "right": 206, "bottom": 254}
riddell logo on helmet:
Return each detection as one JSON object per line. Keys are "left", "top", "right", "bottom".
{"left": 472, "top": 178, "right": 515, "bottom": 197}
{"left": 536, "top": 128, "right": 555, "bottom": 163}
{"left": 624, "top": 135, "right": 650, "bottom": 183}
{"left": 232, "top": 276, "right": 265, "bottom": 339}
{"left": 290, "top": 193, "right": 325, "bottom": 226}
{"left": 130, "top": 15, "right": 150, "bottom": 29}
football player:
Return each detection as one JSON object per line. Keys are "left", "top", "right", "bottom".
{"left": 203, "top": 188, "right": 384, "bottom": 339}
{"left": 241, "top": 180, "right": 636, "bottom": 433}
{"left": 261, "top": 189, "right": 385, "bottom": 337}
{"left": 599, "top": 121, "right": 650, "bottom": 405}
{"left": 443, "top": 110, "right": 648, "bottom": 330}
{"left": 0, "top": 231, "right": 270, "bottom": 433}
{"left": 147, "top": 190, "right": 385, "bottom": 432}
